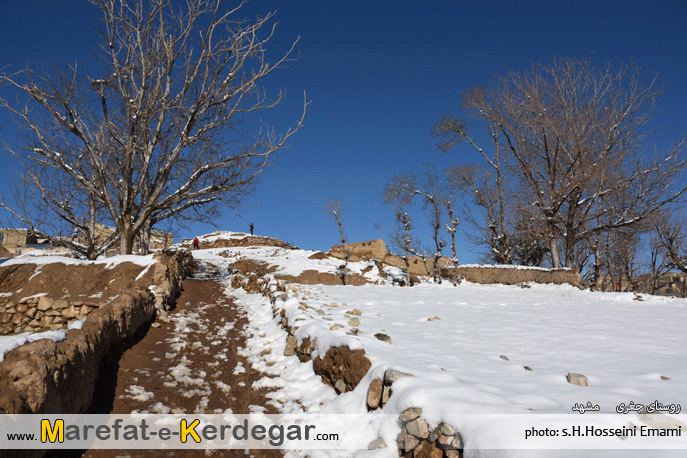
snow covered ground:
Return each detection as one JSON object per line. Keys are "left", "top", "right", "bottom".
{"left": 283, "top": 283, "right": 686, "bottom": 416}
{"left": 224, "top": 258, "right": 687, "bottom": 457}
{"left": 192, "top": 243, "right": 388, "bottom": 283}
{"left": 185, "top": 237, "right": 687, "bottom": 456}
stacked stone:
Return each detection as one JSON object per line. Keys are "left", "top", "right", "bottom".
{"left": 366, "top": 368, "right": 411, "bottom": 410}
{"left": 397, "top": 408, "right": 463, "bottom": 458}
{"left": 1, "top": 249, "right": 192, "bottom": 335}
{"left": 233, "top": 275, "right": 372, "bottom": 395}
{"left": 228, "top": 269, "right": 283, "bottom": 295}
{"left": 150, "top": 250, "right": 194, "bottom": 312}
{"left": 0, "top": 297, "right": 99, "bottom": 335}
{"left": 228, "top": 272, "right": 320, "bottom": 367}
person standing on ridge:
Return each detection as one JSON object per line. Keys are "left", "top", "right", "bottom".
{"left": 249, "top": 223, "right": 254, "bottom": 236}
{"left": 192, "top": 236, "right": 200, "bottom": 250}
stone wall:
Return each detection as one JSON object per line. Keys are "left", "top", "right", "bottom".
{"left": 229, "top": 271, "right": 462, "bottom": 457}
{"left": 0, "top": 250, "right": 192, "bottom": 335}
{"left": 0, "top": 250, "right": 192, "bottom": 416}
{"left": 189, "top": 233, "right": 296, "bottom": 250}
{"left": 229, "top": 272, "right": 372, "bottom": 394}
{"left": 0, "top": 290, "right": 154, "bottom": 415}
{"left": 148, "top": 249, "right": 195, "bottom": 313}
{"left": 396, "top": 407, "right": 463, "bottom": 458}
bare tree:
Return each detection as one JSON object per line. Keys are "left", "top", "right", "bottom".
{"left": 1, "top": 163, "right": 119, "bottom": 259}
{"left": 444, "top": 195, "right": 461, "bottom": 285}
{"left": 436, "top": 58, "right": 687, "bottom": 269}
{"left": 658, "top": 216, "right": 687, "bottom": 274}
{"left": 610, "top": 228, "right": 642, "bottom": 291}
{"left": 434, "top": 86, "right": 510, "bottom": 265}
{"left": 389, "top": 208, "right": 420, "bottom": 286}
{"left": 645, "top": 230, "right": 671, "bottom": 295}
{"left": 324, "top": 199, "right": 349, "bottom": 285}
{"left": 383, "top": 165, "right": 446, "bottom": 283}
{"left": 509, "top": 214, "right": 550, "bottom": 267}
{"left": 443, "top": 164, "right": 513, "bottom": 264}
{"left": 0, "top": 0, "right": 305, "bottom": 255}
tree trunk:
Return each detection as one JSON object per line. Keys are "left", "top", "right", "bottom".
{"left": 431, "top": 202, "right": 442, "bottom": 284}
{"left": 140, "top": 219, "right": 152, "bottom": 255}
{"left": 119, "top": 220, "right": 136, "bottom": 255}
{"left": 495, "top": 159, "right": 511, "bottom": 264}
{"left": 605, "top": 238, "right": 616, "bottom": 292}
{"left": 549, "top": 232, "right": 560, "bottom": 268}
{"left": 593, "top": 238, "right": 603, "bottom": 290}
{"left": 403, "top": 256, "right": 412, "bottom": 286}
{"left": 564, "top": 226, "right": 576, "bottom": 269}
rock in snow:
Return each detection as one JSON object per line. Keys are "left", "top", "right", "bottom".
{"left": 566, "top": 372, "right": 589, "bottom": 386}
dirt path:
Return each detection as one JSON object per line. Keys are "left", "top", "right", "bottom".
{"left": 77, "top": 263, "right": 283, "bottom": 458}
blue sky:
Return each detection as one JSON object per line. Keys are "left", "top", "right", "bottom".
{"left": 1, "top": 1, "right": 685, "bottom": 260}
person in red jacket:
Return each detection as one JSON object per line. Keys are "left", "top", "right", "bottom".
{"left": 192, "top": 236, "right": 200, "bottom": 250}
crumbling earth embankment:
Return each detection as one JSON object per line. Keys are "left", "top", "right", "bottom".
{"left": 0, "top": 250, "right": 192, "bottom": 415}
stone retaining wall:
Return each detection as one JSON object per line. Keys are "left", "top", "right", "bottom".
{"left": 148, "top": 249, "right": 195, "bottom": 313}
{"left": 0, "top": 290, "right": 154, "bottom": 415}
{"left": 0, "top": 250, "right": 193, "bottom": 336}
{"left": 0, "top": 250, "right": 192, "bottom": 416}
{"left": 229, "top": 272, "right": 372, "bottom": 394}
{"left": 396, "top": 407, "right": 463, "bottom": 458}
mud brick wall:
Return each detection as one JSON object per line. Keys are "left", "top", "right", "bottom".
{"left": 328, "top": 239, "right": 579, "bottom": 287}
{"left": 446, "top": 266, "right": 581, "bottom": 287}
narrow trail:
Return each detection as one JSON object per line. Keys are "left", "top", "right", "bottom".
{"left": 80, "top": 261, "right": 283, "bottom": 458}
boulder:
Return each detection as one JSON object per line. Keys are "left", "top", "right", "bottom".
{"left": 284, "top": 335, "right": 297, "bottom": 356}
{"left": 366, "top": 378, "right": 383, "bottom": 410}
{"left": 401, "top": 434, "right": 419, "bottom": 451}
{"left": 37, "top": 296, "right": 53, "bottom": 311}
{"left": 312, "top": 346, "right": 371, "bottom": 393}
{"left": 400, "top": 407, "right": 422, "bottom": 422}
{"left": 367, "top": 437, "right": 387, "bottom": 450}
{"left": 52, "top": 300, "right": 69, "bottom": 310}
{"left": 61, "top": 306, "right": 80, "bottom": 319}
{"left": 384, "top": 368, "right": 411, "bottom": 386}
{"left": 405, "top": 417, "right": 429, "bottom": 438}
{"left": 567, "top": 372, "right": 589, "bottom": 386}
{"left": 383, "top": 254, "right": 429, "bottom": 276}
{"left": 413, "top": 441, "right": 444, "bottom": 458}
{"left": 374, "top": 333, "right": 392, "bottom": 344}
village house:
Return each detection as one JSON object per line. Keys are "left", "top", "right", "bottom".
{"left": 0, "top": 228, "right": 51, "bottom": 257}
{"left": 1, "top": 225, "right": 173, "bottom": 258}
